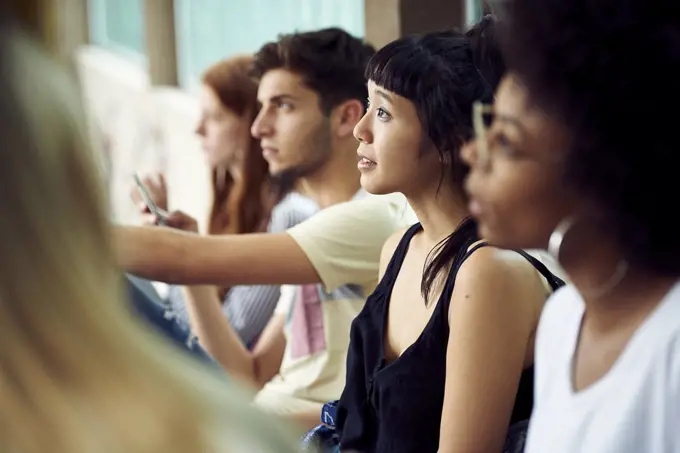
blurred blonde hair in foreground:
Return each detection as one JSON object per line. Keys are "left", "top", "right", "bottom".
{"left": 0, "top": 16, "right": 299, "bottom": 453}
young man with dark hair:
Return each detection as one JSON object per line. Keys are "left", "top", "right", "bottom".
{"left": 115, "top": 28, "right": 416, "bottom": 429}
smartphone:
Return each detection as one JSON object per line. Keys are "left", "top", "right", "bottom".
{"left": 133, "top": 174, "right": 169, "bottom": 225}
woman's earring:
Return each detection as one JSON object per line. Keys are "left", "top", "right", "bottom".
{"left": 548, "top": 216, "right": 628, "bottom": 299}
{"left": 548, "top": 216, "right": 577, "bottom": 262}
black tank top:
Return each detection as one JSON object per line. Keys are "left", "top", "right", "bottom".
{"left": 336, "top": 220, "right": 564, "bottom": 453}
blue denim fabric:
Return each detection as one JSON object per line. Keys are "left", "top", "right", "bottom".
{"left": 302, "top": 401, "right": 340, "bottom": 453}
{"left": 126, "top": 275, "right": 216, "bottom": 365}
{"left": 301, "top": 401, "right": 528, "bottom": 453}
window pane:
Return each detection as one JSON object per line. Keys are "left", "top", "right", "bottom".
{"left": 89, "top": 0, "right": 145, "bottom": 56}
{"left": 175, "top": 0, "right": 364, "bottom": 88}
{"left": 466, "top": 0, "right": 486, "bottom": 26}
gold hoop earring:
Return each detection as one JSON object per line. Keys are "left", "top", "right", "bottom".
{"left": 548, "top": 216, "right": 628, "bottom": 299}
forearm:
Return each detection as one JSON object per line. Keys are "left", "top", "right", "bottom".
{"left": 114, "top": 225, "right": 195, "bottom": 283}
{"left": 114, "top": 226, "right": 320, "bottom": 286}
{"left": 182, "top": 285, "right": 261, "bottom": 389}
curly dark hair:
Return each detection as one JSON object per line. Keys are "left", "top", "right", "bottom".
{"left": 252, "top": 27, "right": 375, "bottom": 114}
{"left": 502, "top": 0, "right": 680, "bottom": 276}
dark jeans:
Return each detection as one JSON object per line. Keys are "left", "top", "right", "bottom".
{"left": 301, "top": 401, "right": 528, "bottom": 453}
{"left": 125, "top": 275, "right": 217, "bottom": 366}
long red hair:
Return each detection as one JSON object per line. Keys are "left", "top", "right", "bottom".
{"left": 201, "top": 55, "right": 271, "bottom": 236}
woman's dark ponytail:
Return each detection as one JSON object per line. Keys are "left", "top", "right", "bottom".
{"left": 420, "top": 16, "right": 505, "bottom": 304}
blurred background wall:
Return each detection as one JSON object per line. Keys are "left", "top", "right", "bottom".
{"left": 12, "top": 0, "right": 483, "bottom": 227}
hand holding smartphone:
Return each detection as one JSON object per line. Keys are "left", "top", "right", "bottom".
{"left": 133, "top": 174, "right": 169, "bottom": 225}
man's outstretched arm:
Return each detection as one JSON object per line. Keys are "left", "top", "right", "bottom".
{"left": 114, "top": 193, "right": 412, "bottom": 290}
{"left": 113, "top": 225, "right": 321, "bottom": 286}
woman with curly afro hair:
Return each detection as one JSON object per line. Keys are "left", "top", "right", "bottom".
{"left": 462, "top": 0, "right": 680, "bottom": 451}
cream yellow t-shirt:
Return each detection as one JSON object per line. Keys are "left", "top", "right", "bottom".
{"left": 254, "top": 193, "right": 417, "bottom": 414}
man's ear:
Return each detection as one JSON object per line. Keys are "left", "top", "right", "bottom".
{"left": 331, "top": 99, "right": 365, "bottom": 139}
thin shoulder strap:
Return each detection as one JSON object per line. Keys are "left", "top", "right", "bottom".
{"left": 462, "top": 241, "right": 489, "bottom": 259}
{"left": 515, "top": 250, "right": 565, "bottom": 291}
{"left": 455, "top": 246, "right": 565, "bottom": 291}
{"left": 439, "top": 243, "right": 565, "bottom": 306}
{"left": 439, "top": 240, "right": 489, "bottom": 307}
{"left": 449, "top": 241, "right": 490, "bottom": 281}
{"left": 381, "top": 223, "right": 422, "bottom": 282}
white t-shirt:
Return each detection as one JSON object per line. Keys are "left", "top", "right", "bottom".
{"left": 525, "top": 282, "right": 680, "bottom": 453}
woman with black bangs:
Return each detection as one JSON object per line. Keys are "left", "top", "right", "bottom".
{"left": 332, "top": 17, "right": 564, "bottom": 453}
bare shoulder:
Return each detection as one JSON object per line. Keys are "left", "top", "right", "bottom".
{"left": 460, "top": 243, "right": 542, "bottom": 282}
{"left": 452, "top": 244, "right": 548, "bottom": 321}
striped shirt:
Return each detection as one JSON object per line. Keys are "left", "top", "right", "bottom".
{"left": 166, "top": 192, "right": 318, "bottom": 347}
